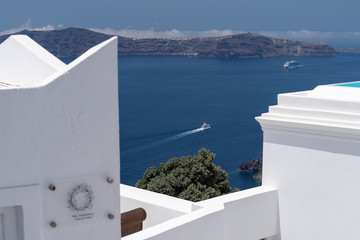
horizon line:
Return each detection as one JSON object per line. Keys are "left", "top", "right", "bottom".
{"left": 1, "top": 24, "right": 360, "bottom": 48}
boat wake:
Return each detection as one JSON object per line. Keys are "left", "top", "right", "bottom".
{"left": 123, "top": 126, "right": 208, "bottom": 155}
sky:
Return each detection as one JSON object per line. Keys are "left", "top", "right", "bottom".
{"left": 1, "top": 0, "right": 360, "bottom": 48}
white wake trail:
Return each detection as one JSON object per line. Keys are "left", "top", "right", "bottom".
{"left": 123, "top": 128, "right": 206, "bottom": 155}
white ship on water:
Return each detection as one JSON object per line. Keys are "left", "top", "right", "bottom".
{"left": 284, "top": 60, "right": 300, "bottom": 70}
{"left": 201, "top": 122, "right": 211, "bottom": 130}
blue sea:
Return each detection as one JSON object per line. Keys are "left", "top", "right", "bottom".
{"left": 117, "top": 53, "right": 360, "bottom": 190}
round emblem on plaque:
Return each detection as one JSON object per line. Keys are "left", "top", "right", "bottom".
{"left": 68, "top": 183, "right": 95, "bottom": 211}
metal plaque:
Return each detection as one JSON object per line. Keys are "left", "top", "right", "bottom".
{"left": 46, "top": 175, "right": 116, "bottom": 228}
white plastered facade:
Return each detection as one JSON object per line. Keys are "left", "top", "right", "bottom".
{"left": 0, "top": 35, "right": 120, "bottom": 240}
{"left": 257, "top": 83, "right": 360, "bottom": 240}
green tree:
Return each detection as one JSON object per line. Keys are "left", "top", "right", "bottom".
{"left": 136, "top": 149, "right": 233, "bottom": 202}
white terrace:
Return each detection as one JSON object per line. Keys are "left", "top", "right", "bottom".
{"left": 0, "top": 36, "right": 360, "bottom": 240}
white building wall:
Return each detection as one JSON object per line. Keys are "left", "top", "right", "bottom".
{"left": 257, "top": 84, "right": 360, "bottom": 240}
{"left": 124, "top": 186, "right": 278, "bottom": 240}
{"left": 263, "top": 130, "right": 360, "bottom": 240}
{"left": 121, "top": 184, "right": 202, "bottom": 229}
{"left": 221, "top": 188, "right": 278, "bottom": 240}
{"left": 0, "top": 35, "right": 66, "bottom": 87}
{"left": 0, "top": 36, "right": 120, "bottom": 240}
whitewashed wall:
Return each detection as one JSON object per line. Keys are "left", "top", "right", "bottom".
{"left": 123, "top": 186, "right": 278, "bottom": 240}
{"left": 262, "top": 130, "right": 360, "bottom": 240}
{"left": 257, "top": 85, "right": 360, "bottom": 240}
{"left": 0, "top": 35, "right": 66, "bottom": 87}
{"left": 0, "top": 36, "right": 120, "bottom": 240}
{"left": 121, "top": 184, "right": 201, "bottom": 229}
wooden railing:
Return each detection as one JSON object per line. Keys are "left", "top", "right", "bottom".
{"left": 121, "top": 208, "right": 147, "bottom": 237}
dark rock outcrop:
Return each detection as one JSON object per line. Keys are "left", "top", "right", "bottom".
{"left": 239, "top": 158, "right": 262, "bottom": 173}
{"left": 253, "top": 172, "right": 262, "bottom": 185}
{"left": 0, "top": 28, "right": 338, "bottom": 59}
{"left": 239, "top": 158, "right": 262, "bottom": 184}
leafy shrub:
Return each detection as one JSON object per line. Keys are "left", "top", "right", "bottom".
{"left": 136, "top": 149, "right": 233, "bottom": 202}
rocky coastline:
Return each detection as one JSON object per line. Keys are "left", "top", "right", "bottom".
{"left": 0, "top": 28, "right": 338, "bottom": 59}
{"left": 239, "top": 158, "right": 262, "bottom": 185}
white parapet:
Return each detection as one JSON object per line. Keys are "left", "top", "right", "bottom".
{"left": 0, "top": 35, "right": 120, "bottom": 240}
{"left": 121, "top": 184, "right": 202, "bottom": 229}
{"left": 122, "top": 186, "right": 278, "bottom": 240}
{"left": 256, "top": 82, "right": 360, "bottom": 240}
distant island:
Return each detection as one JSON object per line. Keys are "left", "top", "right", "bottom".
{"left": 0, "top": 27, "right": 338, "bottom": 59}
{"left": 335, "top": 48, "right": 360, "bottom": 53}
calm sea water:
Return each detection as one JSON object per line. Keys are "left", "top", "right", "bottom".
{"left": 117, "top": 53, "right": 360, "bottom": 190}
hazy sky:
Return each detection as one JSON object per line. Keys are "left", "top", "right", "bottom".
{"left": 1, "top": 0, "right": 360, "bottom": 48}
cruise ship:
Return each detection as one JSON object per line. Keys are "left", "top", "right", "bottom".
{"left": 283, "top": 60, "right": 300, "bottom": 70}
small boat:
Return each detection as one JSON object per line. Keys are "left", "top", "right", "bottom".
{"left": 201, "top": 122, "right": 211, "bottom": 130}
{"left": 284, "top": 60, "right": 300, "bottom": 70}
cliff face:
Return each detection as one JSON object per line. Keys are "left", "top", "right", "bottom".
{"left": 118, "top": 33, "right": 338, "bottom": 58}
{"left": 0, "top": 28, "right": 338, "bottom": 58}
